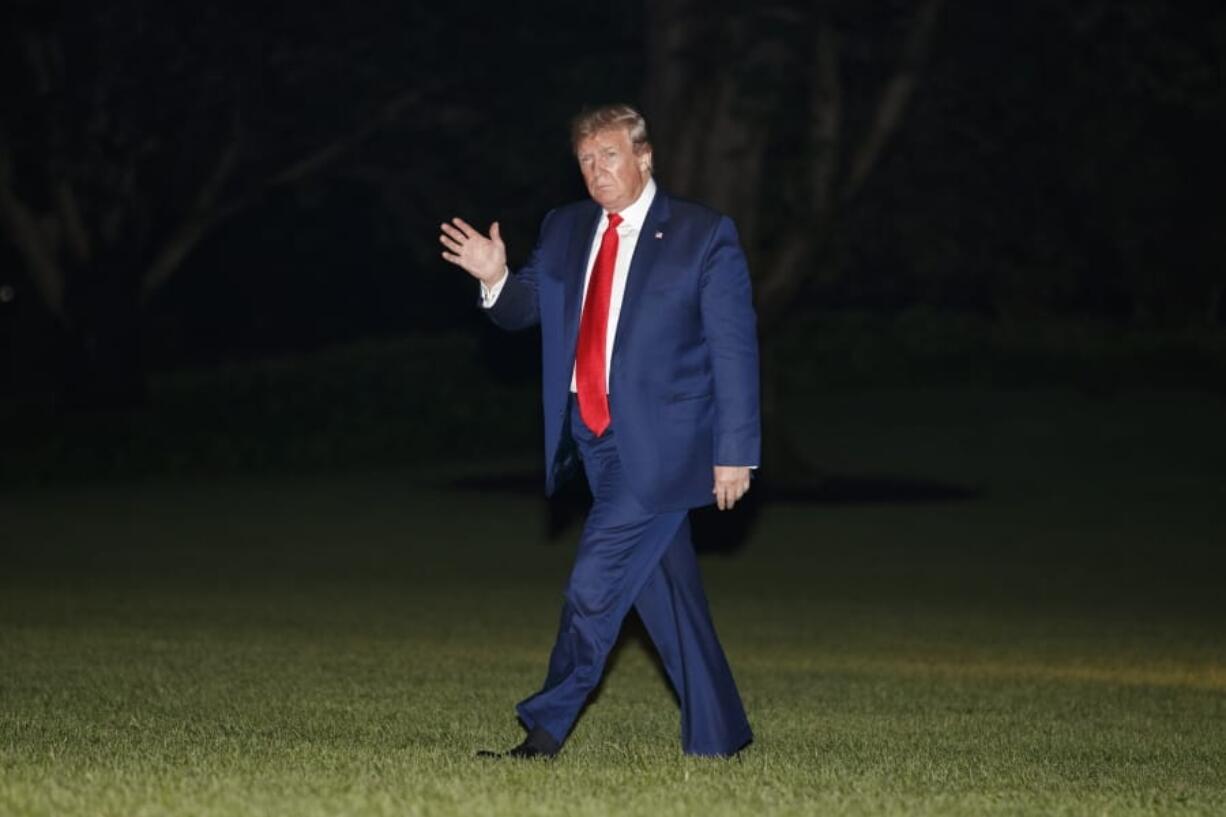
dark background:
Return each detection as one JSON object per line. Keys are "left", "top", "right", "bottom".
{"left": 1, "top": 0, "right": 1223, "bottom": 484}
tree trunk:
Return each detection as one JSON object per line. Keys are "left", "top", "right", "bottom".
{"left": 642, "top": 0, "right": 945, "bottom": 487}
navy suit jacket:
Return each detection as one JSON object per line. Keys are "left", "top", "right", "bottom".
{"left": 486, "top": 190, "right": 760, "bottom": 512}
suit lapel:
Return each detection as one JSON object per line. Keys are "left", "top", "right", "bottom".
{"left": 562, "top": 202, "right": 603, "bottom": 366}
{"left": 611, "top": 191, "right": 672, "bottom": 358}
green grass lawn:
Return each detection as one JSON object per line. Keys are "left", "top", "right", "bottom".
{"left": 2, "top": 387, "right": 1224, "bottom": 816}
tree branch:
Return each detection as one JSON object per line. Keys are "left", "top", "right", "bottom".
{"left": 139, "top": 90, "right": 420, "bottom": 303}
{"left": 53, "top": 179, "right": 92, "bottom": 264}
{"left": 811, "top": 15, "right": 842, "bottom": 234}
{"left": 138, "top": 133, "right": 242, "bottom": 301}
{"left": 261, "top": 90, "right": 420, "bottom": 191}
{"left": 0, "top": 146, "right": 67, "bottom": 323}
{"left": 843, "top": 0, "right": 945, "bottom": 201}
{"left": 756, "top": 13, "right": 841, "bottom": 318}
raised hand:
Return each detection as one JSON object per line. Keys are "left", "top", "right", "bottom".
{"left": 439, "top": 218, "right": 507, "bottom": 287}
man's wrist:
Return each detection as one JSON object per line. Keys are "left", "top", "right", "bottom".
{"left": 479, "top": 267, "right": 510, "bottom": 307}
{"left": 484, "top": 267, "right": 508, "bottom": 289}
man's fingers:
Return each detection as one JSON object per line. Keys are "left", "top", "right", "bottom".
{"left": 439, "top": 233, "right": 463, "bottom": 254}
{"left": 451, "top": 217, "right": 478, "bottom": 239}
{"left": 439, "top": 223, "right": 461, "bottom": 241}
{"left": 712, "top": 473, "right": 750, "bottom": 511}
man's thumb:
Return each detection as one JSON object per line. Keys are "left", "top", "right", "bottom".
{"left": 490, "top": 221, "right": 502, "bottom": 244}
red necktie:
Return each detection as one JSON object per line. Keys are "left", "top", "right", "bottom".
{"left": 575, "top": 212, "right": 623, "bottom": 436}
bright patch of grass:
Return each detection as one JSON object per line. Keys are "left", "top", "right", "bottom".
{"left": 3, "top": 387, "right": 1224, "bottom": 816}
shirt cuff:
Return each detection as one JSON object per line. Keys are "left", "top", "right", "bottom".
{"left": 479, "top": 268, "right": 510, "bottom": 308}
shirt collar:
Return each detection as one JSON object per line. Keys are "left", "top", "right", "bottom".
{"left": 608, "top": 176, "right": 656, "bottom": 232}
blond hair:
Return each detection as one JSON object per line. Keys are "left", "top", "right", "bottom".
{"left": 570, "top": 103, "right": 652, "bottom": 163}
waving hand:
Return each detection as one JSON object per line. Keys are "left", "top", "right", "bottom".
{"left": 440, "top": 218, "right": 507, "bottom": 287}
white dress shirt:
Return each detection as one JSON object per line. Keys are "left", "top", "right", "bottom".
{"left": 482, "top": 177, "right": 657, "bottom": 393}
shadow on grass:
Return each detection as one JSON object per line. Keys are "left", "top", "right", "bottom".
{"left": 447, "top": 471, "right": 983, "bottom": 554}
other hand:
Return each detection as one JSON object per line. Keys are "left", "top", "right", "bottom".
{"left": 439, "top": 217, "right": 507, "bottom": 286}
{"left": 713, "top": 465, "right": 752, "bottom": 511}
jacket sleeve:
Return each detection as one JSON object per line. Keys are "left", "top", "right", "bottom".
{"left": 698, "top": 216, "right": 762, "bottom": 467}
{"left": 482, "top": 209, "right": 557, "bottom": 331}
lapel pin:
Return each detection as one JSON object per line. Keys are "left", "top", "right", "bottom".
{"left": 654, "top": 231, "right": 664, "bottom": 239}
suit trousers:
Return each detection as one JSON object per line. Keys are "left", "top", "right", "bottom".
{"left": 515, "top": 397, "right": 753, "bottom": 756}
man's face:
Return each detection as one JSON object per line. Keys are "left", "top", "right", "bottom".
{"left": 576, "top": 128, "right": 652, "bottom": 213}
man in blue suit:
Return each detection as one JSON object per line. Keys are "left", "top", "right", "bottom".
{"left": 439, "top": 103, "right": 759, "bottom": 759}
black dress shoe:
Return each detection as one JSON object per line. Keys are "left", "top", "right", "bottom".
{"left": 476, "top": 726, "right": 561, "bottom": 760}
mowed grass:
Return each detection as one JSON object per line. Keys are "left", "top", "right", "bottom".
{"left": 2, "top": 387, "right": 1224, "bottom": 816}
